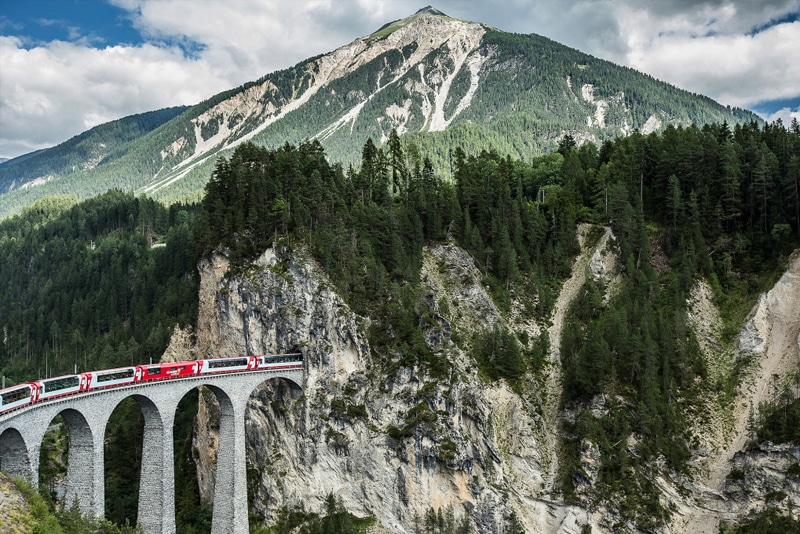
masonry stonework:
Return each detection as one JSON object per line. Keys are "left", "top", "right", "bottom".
{"left": 0, "top": 368, "right": 303, "bottom": 534}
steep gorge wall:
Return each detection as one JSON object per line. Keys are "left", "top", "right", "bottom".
{"left": 675, "top": 252, "right": 800, "bottom": 532}
{"left": 184, "top": 239, "right": 800, "bottom": 533}
{"left": 187, "top": 226, "right": 636, "bottom": 533}
{"left": 190, "top": 244, "right": 581, "bottom": 533}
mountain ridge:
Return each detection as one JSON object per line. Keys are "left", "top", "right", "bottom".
{"left": 0, "top": 9, "right": 759, "bottom": 219}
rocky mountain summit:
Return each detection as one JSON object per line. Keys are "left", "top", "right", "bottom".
{"left": 0, "top": 8, "right": 757, "bottom": 219}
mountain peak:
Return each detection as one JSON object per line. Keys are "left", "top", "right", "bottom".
{"left": 369, "top": 6, "right": 458, "bottom": 40}
{"left": 0, "top": 7, "right": 760, "bottom": 216}
{"left": 415, "top": 5, "right": 448, "bottom": 17}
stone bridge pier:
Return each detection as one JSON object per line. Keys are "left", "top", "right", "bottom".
{"left": 0, "top": 368, "right": 304, "bottom": 534}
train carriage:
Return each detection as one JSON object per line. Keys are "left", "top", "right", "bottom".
{"left": 198, "top": 356, "right": 257, "bottom": 375}
{"left": 0, "top": 351, "right": 303, "bottom": 416}
{"left": 135, "top": 361, "right": 199, "bottom": 382}
{"left": 256, "top": 352, "right": 304, "bottom": 370}
{"left": 86, "top": 367, "right": 137, "bottom": 389}
{"left": 36, "top": 374, "right": 84, "bottom": 401}
{"left": 0, "top": 383, "right": 36, "bottom": 414}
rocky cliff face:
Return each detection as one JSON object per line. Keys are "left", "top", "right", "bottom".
{"left": 184, "top": 239, "right": 800, "bottom": 533}
{"left": 673, "top": 252, "right": 800, "bottom": 533}
{"left": 186, "top": 227, "right": 637, "bottom": 532}
{"left": 190, "top": 242, "right": 577, "bottom": 533}
{"left": 724, "top": 443, "right": 800, "bottom": 517}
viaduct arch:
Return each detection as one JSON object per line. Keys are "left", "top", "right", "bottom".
{"left": 0, "top": 367, "right": 304, "bottom": 534}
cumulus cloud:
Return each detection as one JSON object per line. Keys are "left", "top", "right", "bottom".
{"left": 0, "top": 35, "right": 229, "bottom": 157}
{"left": 767, "top": 106, "right": 800, "bottom": 126}
{"left": 1, "top": 0, "right": 798, "bottom": 159}
{"left": 112, "top": 0, "right": 392, "bottom": 83}
{"left": 626, "top": 21, "right": 800, "bottom": 106}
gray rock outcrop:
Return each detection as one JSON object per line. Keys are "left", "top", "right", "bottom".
{"left": 181, "top": 239, "right": 800, "bottom": 533}
{"left": 189, "top": 243, "right": 580, "bottom": 533}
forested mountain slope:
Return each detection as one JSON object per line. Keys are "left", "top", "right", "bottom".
{"left": 0, "top": 7, "right": 758, "bottom": 219}
{"left": 0, "top": 106, "right": 187, "bottom": 194}
{"left": 0, "top": 192, "right": 198, "bottom": 381}
{"left": 185, "top": 119, "right": 798, "bottom": 533}
{"left": 1, "top": 117, "right": 799, "bottom": 532}
{"left": 0, "top": 53, "right": 800, "bottom": 532}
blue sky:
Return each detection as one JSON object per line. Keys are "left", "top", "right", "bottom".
{"left": 1, "top": 0, "right": 799, "bottom": 159}
{"left": 1, "top": 0, "right": 143, "bottom": 47}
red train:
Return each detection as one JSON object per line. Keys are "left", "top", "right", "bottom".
{"left": 0, "top": 353, "right": 303, "bottom": 415}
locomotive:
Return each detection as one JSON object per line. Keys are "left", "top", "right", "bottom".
{"left": 0, "top": 353, "right": 303, "bottom": 415}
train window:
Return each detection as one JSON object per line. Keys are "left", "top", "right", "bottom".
{"left": 1, "top": 387, "right": 31, "bottom": 404}
{"left": 147, "top": 367, "right": 162, "bottom": 375}
{"left": 208, "top": 358, "right": 248, "bottom": 368}
{"left": 42, "top": 376, "right": 79, "bottom": 392}
{"left": 97, "top": 369, "right": 134, "bottom": 382}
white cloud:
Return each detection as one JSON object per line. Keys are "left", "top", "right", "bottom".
{"left": 626, "top": 21, "right": 800, "bottom": 107}
{"left": 453, "top": 0, "right": 800, "bottom": 111}
{"left": 112, "top": 0, "right": 390, "bottom": 84}
{"left": 0, "top": 35, "right": 229, "bottom": 158}
{"left": 766, "top": 106, "right": 800, "bottom": 126}
{"left": 1, "top": 0, "right": 799, "bottom": 159}
{"left": 0, "top": 0, "right": 408, "bottom": 158}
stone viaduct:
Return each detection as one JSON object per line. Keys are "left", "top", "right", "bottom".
{"left": 0, "top": 367, "right": 304, "bottom": 534}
